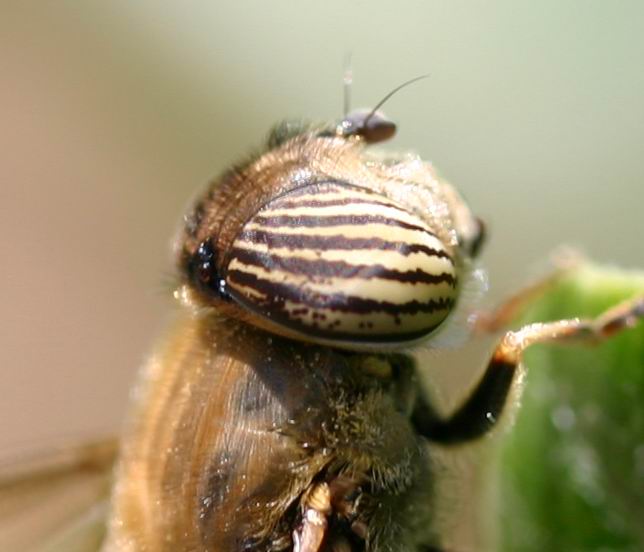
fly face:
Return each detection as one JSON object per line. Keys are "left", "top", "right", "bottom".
{"left": 179, "top": 112, "right": 483, "bottom": 351}
{"left": 100, "top": 110, "right": 491, "bottom": 552}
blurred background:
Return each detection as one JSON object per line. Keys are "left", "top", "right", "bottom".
{"left": 1, "top": 0, "right": 643, "bottom": 509}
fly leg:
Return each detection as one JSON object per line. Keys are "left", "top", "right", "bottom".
{"left": 293, "top": 477, "right": 367, "bottom": 552}
{"left": 472, "top": 254, "right": 578, "bottom": 334}
{"left": 413, "top": 295, "right": 644, "bottom": 444}
{"left": 293, "top": 482, "right": 331, "bottom": 552}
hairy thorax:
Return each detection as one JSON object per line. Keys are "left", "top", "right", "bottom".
{"left": 104, "top": 314, "right": 438, "bottom": 551}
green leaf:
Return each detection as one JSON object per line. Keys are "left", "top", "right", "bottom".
{"left": 495, "top": 264, "right": 644, "bottom": 552}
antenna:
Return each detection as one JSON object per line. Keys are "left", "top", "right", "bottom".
{"left": 362, "top": 74, "right": 430, "bottom": 130}
{"left": 343, "top": 53, "right": 353, "bottom": 117}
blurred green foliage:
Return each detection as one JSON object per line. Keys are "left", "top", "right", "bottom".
{"left": 495, "top": 265, "right": 644, "bottom": 551}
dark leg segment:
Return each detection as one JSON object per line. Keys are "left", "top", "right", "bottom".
{"left": 412, "top": 355, "right": 515, "bottom": 444}
{"left": 414, "top": 295, "right": 644, "bottom": 445}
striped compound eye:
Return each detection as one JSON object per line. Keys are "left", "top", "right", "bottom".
{"left": 224, "top": 181, "right": 458, "bottom": 345}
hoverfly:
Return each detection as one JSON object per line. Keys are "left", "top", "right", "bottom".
{"left": 2, "top": 82, "right": 643, "bottom": 552}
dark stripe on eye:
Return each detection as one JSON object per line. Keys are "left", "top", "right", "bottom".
{"left": 252, "top": 214, "right": 431, "bottom": 233}
{"left": 227, "top": 269, "right": 455, "bottom": 316}
{"left": 236, "top": 230, "right": 451, "bottom": 263}
{"left": 230, "top": 248, "right": 458, "bottom": 287}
